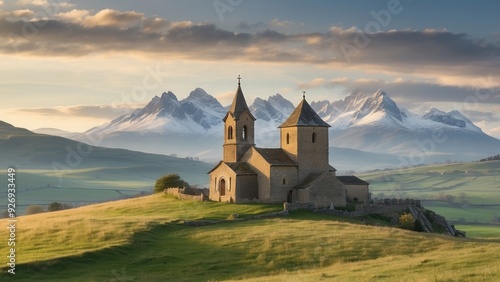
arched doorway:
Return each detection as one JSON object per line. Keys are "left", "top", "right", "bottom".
{"left": 220, "top": 179, "right": 226, "bottom": 196}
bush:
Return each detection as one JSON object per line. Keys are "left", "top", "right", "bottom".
{"left": 414, "top": 219, "right": 425, "bottom": 232}
{"left": 398, "top": 212, "right": 415, "bottom": 230}
{"left": 154, "top": 174, "right": 189, "bottom": 193}
{"left": 26, "top": 205, "right": 46, "bottom": 215}
{"left": 48, "top": 202, "right": 72, "bottom": 212}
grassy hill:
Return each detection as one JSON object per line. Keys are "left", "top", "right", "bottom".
{"left": 359, "top": 160, "right": 500, "bottom": 237}
{"left": 1, "top": 194, "right": 499, "bottom": 281}
{"left": 0, "top": 121, "right": 213, "bottom": 214}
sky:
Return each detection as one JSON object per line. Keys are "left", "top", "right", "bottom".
{"left": 0, "top": 0, "right": 499, "bottom": 137}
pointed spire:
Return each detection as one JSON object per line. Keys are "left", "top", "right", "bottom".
{"left": 223, "top": 76, "right": 255, "bottom": 121}
{"left": 279, "top": 93, "right": 330, "bottom": 128}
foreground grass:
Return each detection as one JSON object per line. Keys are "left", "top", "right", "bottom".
{"left": 0, "top": 194, "right": 281, "bottom": 264}
{"left": 1, "top": 195, "right": 499, "bottom": 281}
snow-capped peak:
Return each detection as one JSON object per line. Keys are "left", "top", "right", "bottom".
{"left": 423, "top": 107, "right": 482, "bottom": 132}
{"left": 353, "top": 89, "right": 403, "bottom": 122}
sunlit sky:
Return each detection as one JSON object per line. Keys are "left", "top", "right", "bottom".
{"left": 0, "top": 0, "right": 499, "bottom": 137}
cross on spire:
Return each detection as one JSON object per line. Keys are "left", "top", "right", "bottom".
{"left": 237, "top": 75, "right": 242, "bottom": 86}
{"left": 302, "top": 91, "right": 306, "bottom": 99}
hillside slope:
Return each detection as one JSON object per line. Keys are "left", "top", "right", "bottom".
{"left": 0, "top": 121, "right": 213, "bottom": 214}
{"left": 1, "top": 195, "right": 499, "bottom": 281}
{"left": 360, "top": 160, "right": 500, "bottom": 225}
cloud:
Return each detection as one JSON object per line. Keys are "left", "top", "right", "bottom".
{"left": 10, "top": 105, "right": 134, "bottom": 119}
{"left": 0, "top": 10, "right": 499, "bottom": 89}
{"left": 298, "top": 76, "right": 500, "bottom": 107}
{"left": 462, "top": 110, "right": 500, "bottom": 123}
{"left": 16, "top": 0, "right": 74, "bottom": 8}
{"left": 55, "top": 9, "right": 90, "bottom": 24}
{"left": 83, "top": 9, "right": 144, "bottom": 28}
{"left": 270, "top": 18, "right": 292, "bottom": 28}
{"left": 0, "top": 9, "right": 35, "bottom": 20}
{"left": 17, "top": 0, "right": 49, "bottom": 6}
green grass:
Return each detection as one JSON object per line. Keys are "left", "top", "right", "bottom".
{"left": 454, "top": 224, "right": 500, "bottom": 238}
{"left": 1, "top": 195, "right": 499, "bottom": 281}
{"left": 360, "top": 160, "right": 500, "bottom": 230}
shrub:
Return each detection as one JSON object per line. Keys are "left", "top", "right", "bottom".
{"left": 398, "top": 212, "right": 415, "bottom": 230}
{"left": 154, "top": 173, "right": 189, "bottom": 193}
{"left": 414, "top": 219, "right": 425, "bottom": 232}
{"left": 25, "top": 205, "right": 46, "bottom": 215}
{"left": 48, "top": 202, "right": 72, "bottom": 212}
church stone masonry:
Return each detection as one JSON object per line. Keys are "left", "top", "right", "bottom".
{"left": 208, "top": 78, "right": 369, "bottom": 208}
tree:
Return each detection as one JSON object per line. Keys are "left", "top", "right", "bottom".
{"left": 154, "top": 174, "right": 189, "bottom": 193}
{"left": 48, "top": 202, "right": 72, "bottom": 211}
{"left": 25, "top": 205, "right": 45, "bottom": 215}
{"left": 398, "top": 212, "right": 415, "bottom": 230}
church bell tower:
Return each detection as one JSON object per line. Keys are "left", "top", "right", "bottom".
{"left": 222, "top": 76, "right": 255, "bottom": 162}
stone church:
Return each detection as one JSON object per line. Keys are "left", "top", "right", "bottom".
{"left": 208, "top": 78, "right": 369, "bottom": 208}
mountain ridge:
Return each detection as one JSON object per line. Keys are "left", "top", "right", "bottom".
{"left": 72, "top": 88, "right": 500, "bottom": 167}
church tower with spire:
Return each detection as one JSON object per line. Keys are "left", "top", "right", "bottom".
{"left": 279, "top": 92, "right": 332, "bottom": 181}
{"left": 209, "top": 78, "right": 366, "bottom": 208}
{"left": 222, "top": 76, "right": 255, "bottom": 162}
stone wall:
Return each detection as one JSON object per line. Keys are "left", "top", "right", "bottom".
{"left": 283, "top": 202, "right": 317, "bottom": 211}
{"left": 164, "top": 188, "right": 205, "bottom": 201}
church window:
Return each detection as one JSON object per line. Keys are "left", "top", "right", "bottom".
{"left": 220, "top": 179, "right": 226, "bottom": 196}
{"left": 282, "top": 177, "right": 286, "bottom": 185}
{"left": 214, "top": 177, "right": 217, "bottom": 191}
{"left": 312, "top": 132, "right": 316, "bottom": 143}
{"left": 229, "top": 177, "right": 232, "bottom": 191}
{"left": 286, "top": 133, "right": 290, "bottom": 144}
{"left": 228, "top": 126, "right": 233, "bottom": 140}
{"left": 242, "top": 125, "right": 248, "bottom": 140}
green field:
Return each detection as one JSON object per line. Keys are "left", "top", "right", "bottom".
{"left": 0, "top": 164, "right": 211, "bottom": 215}
{"left": 359, "top": 160, "right": 500, "bottom": 237}
{"left": 1, "top": 195, "right": 499, "bottom": 281}
{"left": 0, "top": 123, "right": 215, "bottom": 215}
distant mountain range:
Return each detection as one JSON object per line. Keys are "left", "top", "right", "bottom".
{"left": 49, "top": 88, "right": 500, "bottom": 171}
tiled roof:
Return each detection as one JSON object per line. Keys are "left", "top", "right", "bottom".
{"left": 225, "top": 162, "right": 257, "bottom": 175}
{"left": 279, "top": 98, "right": 330, "bottom": 128}
{"left": 254, "top": 148, "right": 297, "bottom": 166}
{"left": 295, "top": 172, "right": 324, "bottom": 189}
{"left": 337, "top": 176, "right": 369, "bottom": 185}
{"left": 207, "top": 161, "right": 257, "bottom": 175}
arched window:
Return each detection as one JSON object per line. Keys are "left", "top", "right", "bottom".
{"left": 214, "top": 177, "right": 217, "bottom": 191}
{"left": 242, "top": 125, "right": 248, "bottom": 140}
{"left": 286, "top": 133, "right": 290, "bottom": 144}
{"left": 228, "top": 126, "right": 233, "bottom": 140}
{"left": 229, "top": 177, "right": 232, "bottom": 191}
{"left": 220, "top": 179, "right": 226, "bottom": 196}
{"left": 282, "top": 177, "right": 286, "bottom": 185}
{"left": 312, "top": 132, "right": 316, "bottom": 143}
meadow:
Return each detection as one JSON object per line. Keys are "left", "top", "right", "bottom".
{"left": 359, "top": 160, "right": 500, "bottom": 233}
{"left": 1, "top": 194, "right": 499, "bottom": 281}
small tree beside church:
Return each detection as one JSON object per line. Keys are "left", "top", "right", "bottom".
{"left": 154, "top": 174, "right": 189, "bottom": 193}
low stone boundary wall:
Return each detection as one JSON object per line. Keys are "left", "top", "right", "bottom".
{"left": 283, "top": 202, "right": 316, "bottom": 211}
{"left": 164, "top": 188, "right": 205, "bottom": 201}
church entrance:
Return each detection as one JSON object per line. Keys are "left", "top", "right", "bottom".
{"left": 220, "top": 179, "right": 226, "bottom": 196}
{"left": 287, "top": 190, "right": 293, "bottom": 203}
